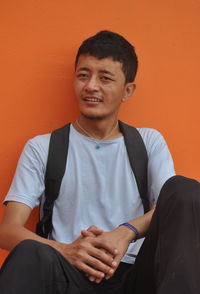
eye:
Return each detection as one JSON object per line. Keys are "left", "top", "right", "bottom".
{"left": 100, "top": 76, "right": 113, "bottom": 82}
{"left": 77, "top": 73, "right": 89, "bottom": 79}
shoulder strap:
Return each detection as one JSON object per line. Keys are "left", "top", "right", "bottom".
{"left": 36, "top": 123, "right": 71, "bottom": 237}
{"left": 118, "top": 121, "right": 150, "bottom": 213}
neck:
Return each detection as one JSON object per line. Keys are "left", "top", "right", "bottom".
{"left": 73, "top": 115, "right": 121, "bottom": 140}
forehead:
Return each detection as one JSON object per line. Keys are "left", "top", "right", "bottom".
{"left": 76, "top": 54, "right": 124, "bottom": 75}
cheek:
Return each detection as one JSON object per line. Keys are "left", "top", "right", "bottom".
{"left": 106, "top": 89, "right": 123, "bottom": 104}
{"left": 73, "top": 82, "right": 83, "bottom": 97}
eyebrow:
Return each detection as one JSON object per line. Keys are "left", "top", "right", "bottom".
{"left": 99, "top": 70, "right": 115, "bottom": 77}
{"left": 77, "top": 67, "right": 90, "bottom": 72}
{"left": 77, "top": 67, "right": 115, "bottom": 77}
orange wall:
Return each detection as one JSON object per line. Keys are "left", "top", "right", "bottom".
{"left": 1, "top": 0, "right": 200, "bottom": 266}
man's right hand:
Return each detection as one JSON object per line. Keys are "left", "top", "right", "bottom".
{"left": 54, "top": 232, "right": 118, "bottom": 280}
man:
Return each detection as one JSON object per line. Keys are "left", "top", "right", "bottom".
{"left": 0, "top": 30, "right": 199, "bottom": 294}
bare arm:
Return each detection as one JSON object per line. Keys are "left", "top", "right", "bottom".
{"left": 0, "top": 201, "right": 118, "bottom": 279}
{"left": 0, "top": 202, "right": 52, "bottom": 250}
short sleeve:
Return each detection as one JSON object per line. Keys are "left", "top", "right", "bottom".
{"left": 137, "top": 128, "right": 176, "bottom": 206}
{"left": 4, "top": 134, "right": 50, "bottom": 209}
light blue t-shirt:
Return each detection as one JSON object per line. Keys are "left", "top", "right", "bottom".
{"left": 4, "top": 124, "right": 175, "bottom": 263}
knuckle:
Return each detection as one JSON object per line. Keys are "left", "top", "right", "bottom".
{"left": 76, "top": 250, "right": 84, "bottom": 259}
{"left": 78, "top": 239, "right": 88, "bottom": 250}
{"left": 73, "top": 258, "right": 82, "bottom": 268}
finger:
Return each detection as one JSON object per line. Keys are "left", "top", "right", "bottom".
{"left": 88, "top": 275, "right": 103, "bottom": 283}
{"left": 81, "top": 227, "right": 103, "bottom": 238}
{"left": 104, "top": 255, "right": 121, "bottom": 279}
{"left": 81, "top": 230, "right": 95, "bottom": 237}
{"left": 95, "top": 248, "right": 118, "bottom": 270}
{"left": 89, "top": 246, "right": 116, "bottom": 268}
{"left": 99, "top": 248, "right": 113, "bottom": 258}
{"left": 84, "top": 251, "right": 116, "bottom": 276}
{"left": 85, "top": 273, "right": 102, "bottom": 283}
{"left": 74, "top": 243, "right": 115, "bottom": 277}
{"left": 93, "top": 239, "right": 118, "bottom": 256}
{"left": 89, "top": 247, "right": 117, "bottom": 281}
{"left": 87, "top": 226, "right": 104, "bottom": 235}
{"left": 85, "top": 270, "right": 103, "bottom": 283}
{"left": 94, "top": 277, "right": 103, "bottom": 284}
{"left": 109, "top": 255, "right": 121, "bottom": 273}
{"left": 87, "top": 225, "right": 98, "bottom": 231}
{"left": 105, "top": 274, "right": 112, "bottom": 280}
{"left": 79, "top": 262, "right": 105, "bottom": 280}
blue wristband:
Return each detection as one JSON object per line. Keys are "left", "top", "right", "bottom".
{"left": 119, "top": 222, "right": 139, "bottom": 242}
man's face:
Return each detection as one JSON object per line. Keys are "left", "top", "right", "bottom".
{"left": 73, "top": 54, "right": 134, "bottom": 120}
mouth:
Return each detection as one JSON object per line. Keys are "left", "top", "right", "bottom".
{"left": 83, "top": 96, "right": 103, "bottom": 103}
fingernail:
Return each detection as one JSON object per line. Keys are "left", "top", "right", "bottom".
{"left": 89, "top": 276, "right": 95, "bottom": 282}
{"left": 112, "top": 261, "right": 117, "bottom": 267}
{"left": 114, "top": 249, "right": 118, "bottom": 254}
{"left": 109, "top": 269, "right": 114, "bottom": 274}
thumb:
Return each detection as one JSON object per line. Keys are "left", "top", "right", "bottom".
{"left": 81, "top": 226, "right": 103, "bottom": 237}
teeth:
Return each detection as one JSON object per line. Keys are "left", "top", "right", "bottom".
{"left": 84, "top": 98, "right": 101, "bottom": 102}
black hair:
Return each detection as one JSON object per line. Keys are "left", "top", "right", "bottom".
{"left": 75, "top": 30, "right": 138, "bottom": 83}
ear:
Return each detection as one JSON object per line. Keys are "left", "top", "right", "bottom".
{"left": 122, "top": 83, "right": 136, "bottom": 102}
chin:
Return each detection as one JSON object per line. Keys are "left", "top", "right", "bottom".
{"left": 81, "top": 112, "right": 105, "bottom": 120}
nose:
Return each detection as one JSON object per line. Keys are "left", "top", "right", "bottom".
{"left": 84, "top": 76, "right": 99, "bottom": 92}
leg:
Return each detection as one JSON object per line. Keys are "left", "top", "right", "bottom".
{"left": 128, "top": 175, "right": 200, "bottom": 294}
{"left": 0, "top": 239, "right": 90, "bottom": 294}
{"left": 0, "top": 240, "right": 131, "bottom": 294}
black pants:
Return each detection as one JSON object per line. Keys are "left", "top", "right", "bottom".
{"left": 0, "top": 175, "right": 200, "bottom": 294}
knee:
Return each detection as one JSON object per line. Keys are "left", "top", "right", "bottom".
{"left": 12, "top": 239, "right": 56, "bottom": 265}
{"left": 157, "top": 175, "right": 200, "bottom": 209}
{"left": 14, "top": 239, "right": 47, "bottom": 253}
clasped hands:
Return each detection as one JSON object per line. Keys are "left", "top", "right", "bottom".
{"left": 56, "top": 208, "right": 155, "bottom": 284}
{"left": 80, "top": 225, "right": 130, "bottom": 283}
{"left": 58, "top": 225, "right": 131, "bottom": 284}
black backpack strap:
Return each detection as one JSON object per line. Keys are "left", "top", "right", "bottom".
{"left": 118, "top": 121, "right": 150, "bottom": 213}
{"left": 36, "top": 123, "right": 71, "bottom": 237}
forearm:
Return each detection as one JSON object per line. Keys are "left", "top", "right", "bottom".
{"left": 117, "top": 207, "right": 155, "bottom": 243}
{"left": 0, "top": 223, "right": 61, "bottom": 252}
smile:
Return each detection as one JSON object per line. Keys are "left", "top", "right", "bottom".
{"left": 83, "top": 97, "right": 102, "bottom": 102}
